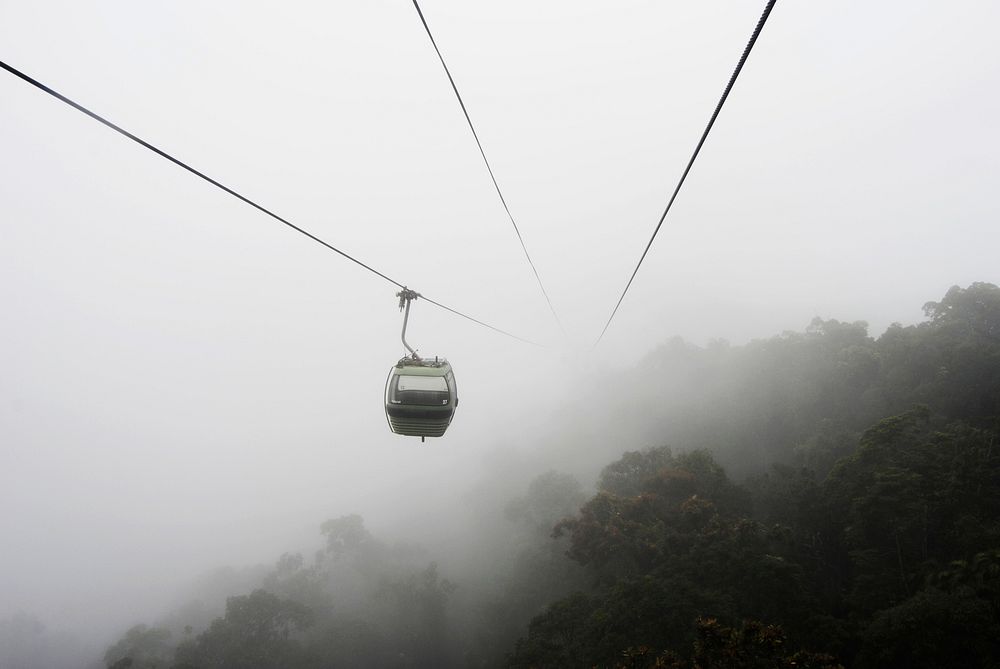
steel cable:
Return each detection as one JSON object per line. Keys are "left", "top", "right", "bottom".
{"left": 594, "top": 0, "right": 778, "bottom": 347}
{"left": 0, "top": 59, "right": 541, "bottom": 347}
{"left": 411, "top": 0, "right": 566, "bottom": 337}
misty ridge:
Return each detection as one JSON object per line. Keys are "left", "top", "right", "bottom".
{"left": 3, "top": 282, "right": 999, "bottom": 668}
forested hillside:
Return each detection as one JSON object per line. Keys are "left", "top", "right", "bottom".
{"left": 94, "top": 283, "right": 1000, "bottom": 668}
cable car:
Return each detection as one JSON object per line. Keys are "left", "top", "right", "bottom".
{"left": 384, "top": 357, "right": 458, "bottom": 439}
{"left": 385, "top": 288, "right": 458, "bottom": 441}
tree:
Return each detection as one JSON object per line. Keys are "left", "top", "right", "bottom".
{"left": 513, "top": 616, "right": 844, "bottom": 669}
{"left": 922, "top": 282, "right": 1000, "bottom": 339}
{"left": 319, "top": 514, "right": 371, "bottom": 557}
{"left": 855, "top": 588, "right": 1000, "bottom": 669}
{"left": 172, "top": 590, "right": 312, "bottom": 669}
{"left": 505, "top": 470, "right": 587, "bottom": 536}
{"left": 877, "top": 282, "right": 1000, "bottom": 422}
{"left": 104, "top": 625, "right": 172, "bottom": 669}
{"left": 464, "top": 472, "right": 587, "bottom": 668}
{"left": 516, "top": 450, "right": 823, "bottom": 665}
{"left": 691, "top": 618, "right": 843, "bottom": 669}
{"left": 598, "top": 447, "right": 678, "bottom": 498}
{"left": 375, "top": 562, "right": 456, "bottom": 666}
{"left": 824, "top": 410, "right": 1000, "bottom": 615}
{"left": 508, "top": 593, "right": 597, "bottom": 668}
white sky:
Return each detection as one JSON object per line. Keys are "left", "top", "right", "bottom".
{"left": 2, "top": 0, "right": 999, "bottom": 646}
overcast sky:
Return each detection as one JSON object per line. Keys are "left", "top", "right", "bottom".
{"left": 2, "top": 0, "right": 999, "bottom": 647}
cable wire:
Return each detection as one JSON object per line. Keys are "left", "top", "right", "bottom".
{"left": 0, "top": 58, "right": 541, "bottom": 347}
{"left": 411, "top": 0, "right": 566, "bottom": 337}
{"left": 594, "top": 0, "right": 778, "bottom": 347}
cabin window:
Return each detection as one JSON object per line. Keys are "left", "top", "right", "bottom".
{"left": 392, "top": 375, "right": 450, "bottom": 405}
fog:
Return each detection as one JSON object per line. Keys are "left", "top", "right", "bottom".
{"left": 2, "top": 1, "right": 999, "bottom": 667}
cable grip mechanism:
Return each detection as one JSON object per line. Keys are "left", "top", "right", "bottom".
{"left": 396, "top": 288, "right": 421, "bottom": 360}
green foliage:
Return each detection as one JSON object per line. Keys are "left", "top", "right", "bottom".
{"left": 517, "top": 399, "right": 1000, "bottom": 666}
{"left": 556, "top": 449, "right": 752, "bottom": 582}
{"left": 96, "top": 282, "right": 1000, "bottom": 669}
{"left": 463, "top": 471, "right": 587, "bottom": 668}
{"left": 505, "top": 470, "right": 587, "bottom": 535}
{"left": 691, "top": 618, "right": 843, "bottom": 669}
{"left": 824, "top": 410, "right": 1000, "bottom": 614}
{"left": 159, "top": 515, "right": 464, "bottom": 668}
{"left": 374, "top": 563, "right": 456, "bottom": 666}
{"left": 319, "top": 514, "right": 371, "bottom": 557}
{"left": 923, "top": 281, "right": 1000, "bottom": 339}
{"left": 855, "top": 588, "right": 1000, "bottom": 669}
{"left": 598, "top": 447, "right": 678, "bottom": 498}
{"left": 103, "top": 624, "right": 172, "bottom": 669}
{"left": 881, "top": 282, "right": 1000, "bottom": 423}
{"left": 600, "top": 282, "right": 1000, "bottom": 481}
{"left": 518, "top": 450, "right": 823, "bottom": 666}
{"left": 513, "top": 616, "right": 844, "bottom": 669}
{"left": 172, "top": 590, "right": 312, "bottom": 669}
{"left": 930, "top": 548, "right": 1000, "bottom": 613}
{"left": 508, "top": 592, "right": 597, "bottom": 668}
{"left": 259, "top": 553, "right": 331, "bottom": 613}
{"left": 511, "top": 284, "right": 1000, "bottom": 665}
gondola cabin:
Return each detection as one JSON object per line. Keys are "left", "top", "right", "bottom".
{"left": 384, "top": 358, "right": 458, "bottom": 439}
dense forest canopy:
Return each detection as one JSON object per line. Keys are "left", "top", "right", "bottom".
{"left": 4, "top": 282, "right": 1000, "bottom": 668}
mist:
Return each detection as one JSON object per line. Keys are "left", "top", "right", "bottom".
{"left": 2, "top": 1, "right": 999, "bottom": 667}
